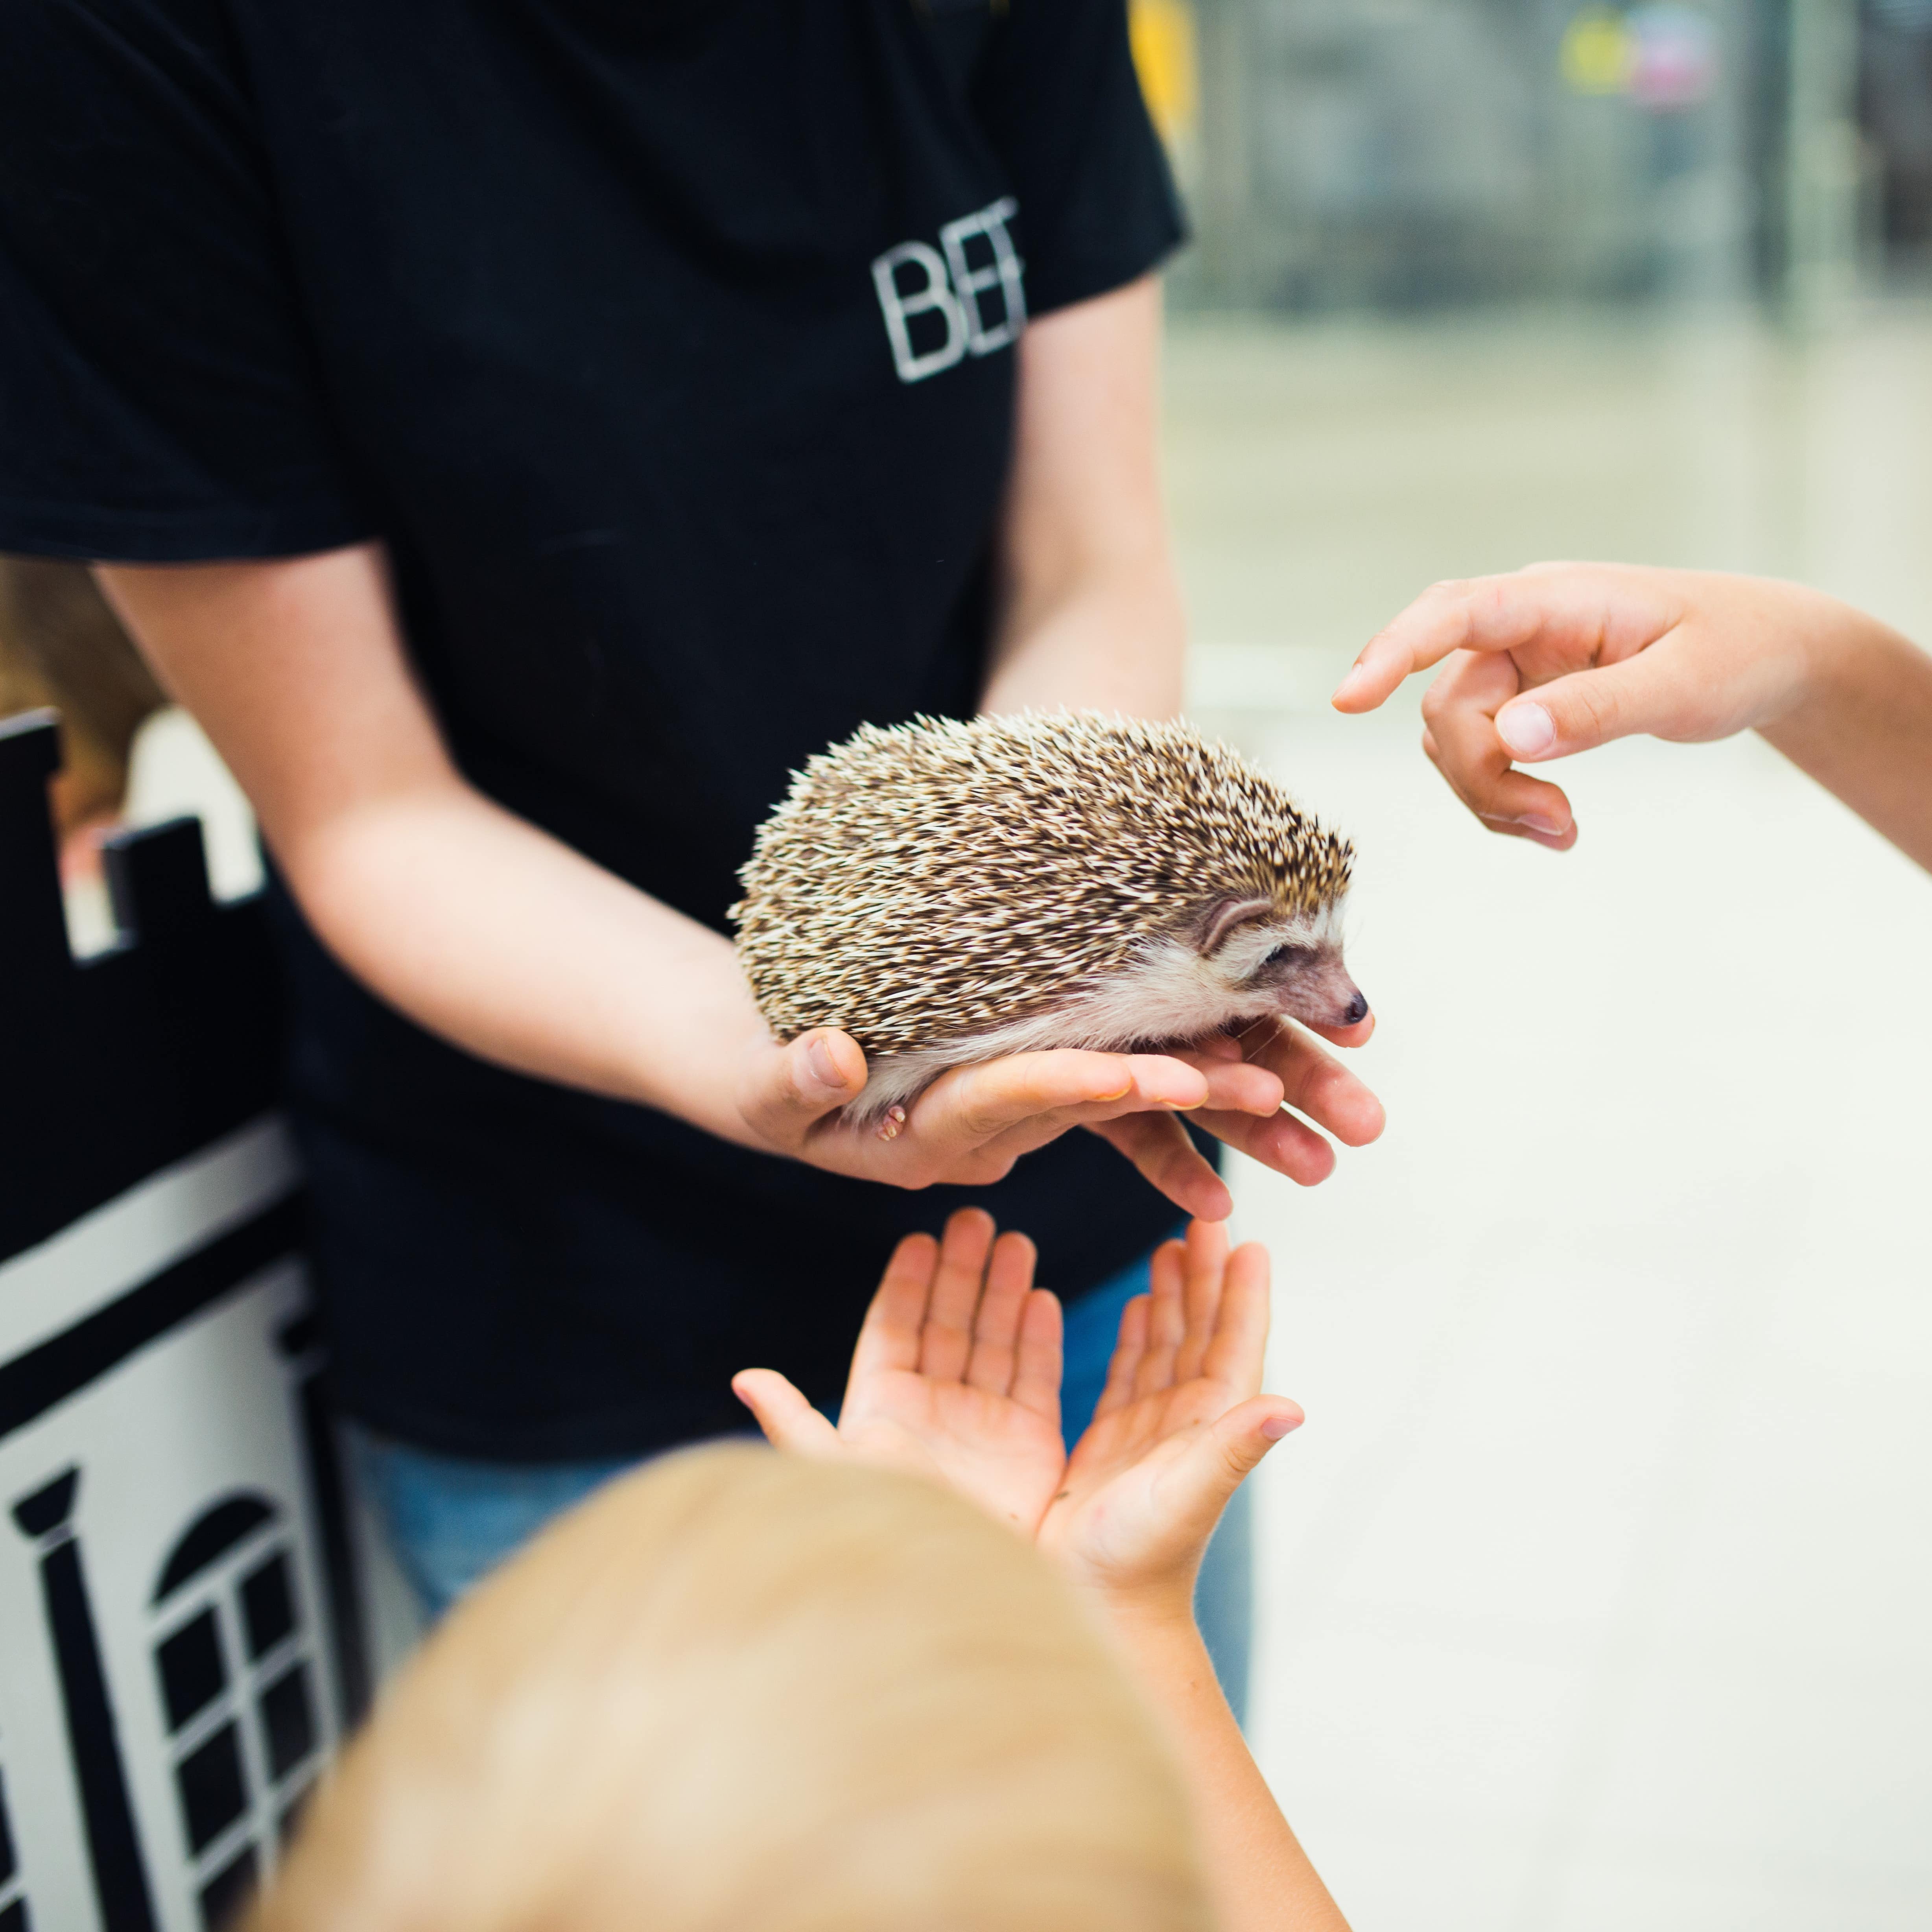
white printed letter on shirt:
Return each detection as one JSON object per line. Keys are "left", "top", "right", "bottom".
{"left": 940, "top": 196, "right": 1026, "bottom": 354}
{"left": 871, "top": 242, "right": 967, "bottom": 384}
{"left": 872, "top": 198, "right": 1027, "bottom": 385}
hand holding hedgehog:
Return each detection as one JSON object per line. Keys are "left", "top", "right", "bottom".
{"left": 732, "top": 713, "right": 1382, "bottom": 1217}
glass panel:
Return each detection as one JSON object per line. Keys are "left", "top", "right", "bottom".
{"left": 257, "top": 1663, "right": 317, "bottom": 1782}
{"left": 239, "top": 1552, "right": 296, "bottom": 1660}
{"left": 156, "top": 1609, "right": 226, "bottom": 1733}
{"left": 175, "top": 1724, "right": 247, "bottom": 1855}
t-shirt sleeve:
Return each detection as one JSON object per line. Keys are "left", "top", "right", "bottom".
{"left": 973, "top": 0, "right": 1188, "bottom": 318}
{"left": 0, "top": 0, "right": 373, "bottom": 562}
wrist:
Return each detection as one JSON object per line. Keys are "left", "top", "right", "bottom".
{"left": 1069, "top": 1571, "right": 1199, "bottom": 1643}
{"left": 1759, "top": 586, "right": 1885, "bottom": 732}
{"left": 1081, "top": 1587, "right": 1219, "bottom": 1702}
{"left": 634, "top": 946, "right": 782, "bottom": 1152}
{"left": 1755, "top": 594, "right": 1901, "bottom": 752}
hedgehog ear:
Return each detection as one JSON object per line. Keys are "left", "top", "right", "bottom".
{"left": 1197, "top": 895, "right": 1276, "bottom": 955}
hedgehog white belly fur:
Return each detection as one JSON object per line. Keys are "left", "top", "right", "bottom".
{"left": 731, "top": 712, "right": 1366, "bottom": 1129}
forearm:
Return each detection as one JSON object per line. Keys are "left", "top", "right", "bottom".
{"left": 96, "top": 545, "right": 767, "bottom": 1145}
{"left": 981, "top": 275, "right": 1184, "bottom": 721}
{"left": 288, "top": 781, "right": 765, "bottom": 1143}
{"left": 1101, "top": 1600, "right": 1349, "bottom": 1932}
{"left": 1760, "top": 603, "right": 1932, "bottom": 873}
{"left": 979, "top": 571, "right": 1184, "bottom": 719}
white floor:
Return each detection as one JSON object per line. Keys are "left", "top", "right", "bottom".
{"left": 1172, "top": 307, "right": 1932, "bottom": 1929}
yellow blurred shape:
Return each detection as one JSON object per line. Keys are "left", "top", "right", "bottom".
{"left": 1130, "top": 0, "right": 1199, "bottom": 143}
{"left": 1560, "top": 8, "right": 1634, "bottom": 94}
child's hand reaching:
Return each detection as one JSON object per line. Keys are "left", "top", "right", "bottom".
{"left": 732, "top": 1211, "right": 1301, "bottom": 1614}
{"left": 1329, "top": 562, "right": 1932, "bottom": 872}
{"left": 1041, "top": 1221, "right": 1302, "bottom": 1617}
{"left": 732, "top": 1208, "right": 1067, "bottom": 1533}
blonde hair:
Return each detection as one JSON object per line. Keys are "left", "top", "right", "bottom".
{"left": 257, "top": 1443, "right": 1211, "bottom": 1932}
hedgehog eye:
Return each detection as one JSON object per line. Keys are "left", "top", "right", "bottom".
{"left": 1258, "top": 944, "right": 1315, "bottom": 975}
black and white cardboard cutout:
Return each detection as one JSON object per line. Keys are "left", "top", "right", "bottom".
{"left": 1, "top": 710, "right": 370, "bottom": 1932}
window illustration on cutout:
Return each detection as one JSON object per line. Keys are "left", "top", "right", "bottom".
{"left": 151, "top": 1493, "right": 320, "bottom": 1929}
{"left": 0, "top": 1759, "right": 30, "bottom": 1932}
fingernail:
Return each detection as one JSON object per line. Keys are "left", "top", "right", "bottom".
{"left": 1497, "top": 701, "right": 1554, "bottom": 758}
{"left": 1520, "top": 811, "right": 1567, "bottom": 837}
{"left": 1332, "top": 664, "right": 1366, "bottom": 702}
{"left": 805, "top": 1036, "right": 848, "bottom": 1095}
{"left": 1261, "top": 1413, "right": 1301, "bottom": 1440}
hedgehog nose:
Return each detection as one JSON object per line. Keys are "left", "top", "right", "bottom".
{"left": 1342, "top": 990, "right": 1370, "bottom": 1026}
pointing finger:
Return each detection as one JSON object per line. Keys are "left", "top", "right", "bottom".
{"left": 1334, "top": 564, "right": 1690, "bottom": 714}
{"left": 1333, "top": 576, "right": 1491, "bottom": 712}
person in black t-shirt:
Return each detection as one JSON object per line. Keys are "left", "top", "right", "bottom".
{"left": 0, "top": 0, "right": 1383, "bottom": 1694}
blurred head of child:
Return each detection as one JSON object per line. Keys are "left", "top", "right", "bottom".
{"left": 253, "top": 1442, "right": 1209, "bottom": 1932}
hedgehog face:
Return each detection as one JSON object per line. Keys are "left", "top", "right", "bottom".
{"left": 1151, "top": 892, "right": 1368, "bottom": 1043}
{"left": 1206, "top": 900, "right": 1375, "bottom": 1035}
{"left": 1020, "top": 892, "right": 1364, "bottom": 1071}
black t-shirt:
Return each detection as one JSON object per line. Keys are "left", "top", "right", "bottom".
{"left": 0, "top": 0, "right": 1189, "bottom": 1458}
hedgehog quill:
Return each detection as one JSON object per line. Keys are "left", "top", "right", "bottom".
{"left": 732, "top": 712, "right": 1366, "bottom": 1134}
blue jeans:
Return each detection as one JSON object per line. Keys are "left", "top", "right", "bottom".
{"left": 350, "top": 1243, "right": 1254, "bottom": 1724}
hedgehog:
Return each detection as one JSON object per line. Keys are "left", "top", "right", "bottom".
{"left": 731, "top": 711, "right": 1364, "bottom": 1133}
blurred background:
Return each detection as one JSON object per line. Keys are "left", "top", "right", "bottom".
{"left": 4, "top": 3, "right": 1928, "bottom": 1923}
{"left": 1147, "top": 0, "right": 1930, "bottom": 315}
{"left": 1128, "top": 2, "right": 1932, "bottom": 1926}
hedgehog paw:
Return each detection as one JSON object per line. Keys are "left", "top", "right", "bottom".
{"left": 876, "top": 1105, "right": 908, "bottom": 1142}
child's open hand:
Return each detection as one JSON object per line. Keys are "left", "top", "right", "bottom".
{"left": 1042, "top": 1221, "right": 1301, "bottom": 1616}
{"left": 736, "top": 1211, "right": 1303, "bottom": 1620}
{"left": 732, "top": 1208, "right": 1067, "bottom": 1534}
